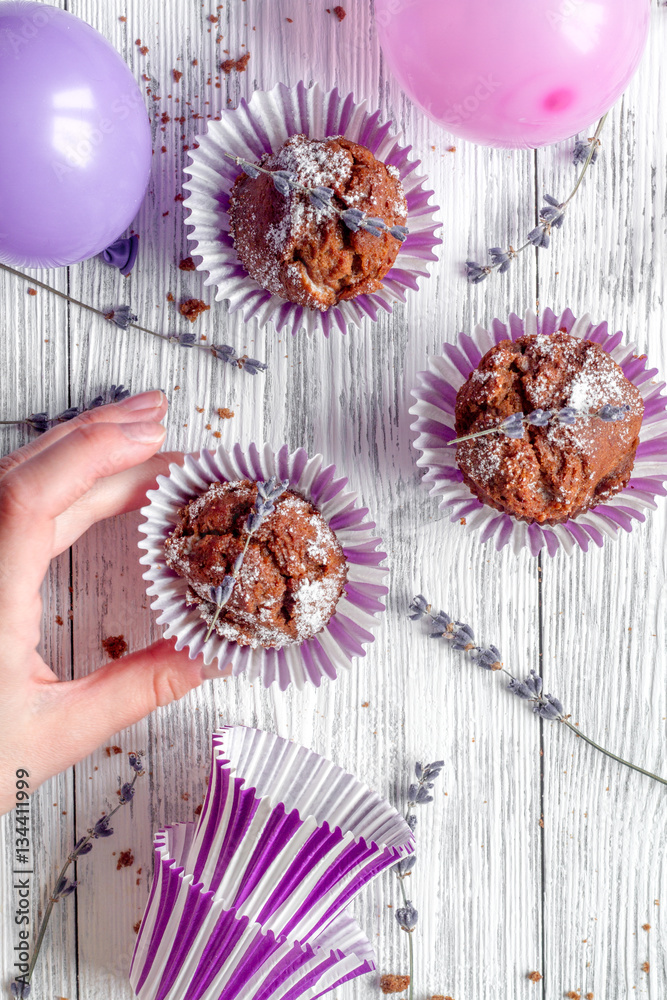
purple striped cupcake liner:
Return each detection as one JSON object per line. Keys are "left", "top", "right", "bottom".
{"left": 409, "top": 308, "right": 667, "bottom": 556}
{"left": 138, "top": 443, "right": 388, "bottom": 690}
{"left": 182, "top": 80, "right": 441, "bottom": 337}
{"left": 129, "top": 823, "right": 375, "bottom": 1000}
{"left": 130, "top": 727, "right": 414, "bottom": 1000}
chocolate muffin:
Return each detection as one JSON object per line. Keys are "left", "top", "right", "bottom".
{"left": 164, "top": 480, "right": 348, "bottom": 648}
{"left": 455, "top": 332, "right": 644, "bottom": 524}
{"left": 228, "top": 134, "right": 407, "bottom": 311}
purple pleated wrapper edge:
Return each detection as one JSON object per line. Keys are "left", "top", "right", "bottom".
{"left": 408, "top": 308, "right": 667, "bottom": 557}
{"left": 138, "top": 443, "right": 388, "bottom": 690}
{"left": 182, "top": 80, "right": 442, "bottom": 337}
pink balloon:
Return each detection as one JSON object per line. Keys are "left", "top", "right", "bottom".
{"left": 375, "top": 0, "right": 650, "bottom": 148}
{"left": 0, "top": 1, "right": 152, "bottom": 268}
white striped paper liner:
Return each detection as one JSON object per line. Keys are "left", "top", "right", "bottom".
{"left": 129, "top": 822, "right": 375, "bottom": 1000}
{"left": 182, "top": 80, "right": 442, "bottom": 337}
{"left": 409, "top": 308, "right": 667, "bottom": 556}
{"left": 138, "top": 443, "right": 388, "bottom": 690}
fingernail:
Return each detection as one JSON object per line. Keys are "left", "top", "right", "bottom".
{"left": 116, "top": 390, "right": 165, "bottom": 411}
{"left": 121, "top": 421, "right": 166, "bottom": 444}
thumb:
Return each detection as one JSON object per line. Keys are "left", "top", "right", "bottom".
{"left": 34, "top": 641, "right": 232, "bottom": 774}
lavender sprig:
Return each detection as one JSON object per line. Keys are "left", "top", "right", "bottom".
{"left": 0, "top": 263, "right": 266, "bottom": 376}
{"left": 409, "top": 597, "right": 667, "bottom": 786}
{"left": 204, "top": 477, "right": 289, "bottom": 641}
{"left": 11, "top": 753, "right": 145, "bottom": 1000}
{"left": 226, "top": 152, "right": 409, "bottom": 243}
{"left": 465, "top": 113, "right": 607, "bottom": 283}
{"left": 0, "top": 386, "right": 132, "bottom": 435}
{"left": 449, "top": 402, "right": 631, "bottom": 446}
{"left": 391, "top": 761, "right": 443, "bottom": 1000}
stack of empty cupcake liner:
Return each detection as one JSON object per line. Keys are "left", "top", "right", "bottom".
{"left": 130, "top": 726, "right": 414, "bottom": 1000}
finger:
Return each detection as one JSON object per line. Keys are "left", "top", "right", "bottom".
{"left": 28, "top": 640, "right": 232, "bottom": 778}
{"left": 0, "top": 390, "right": 167, "bottom": 480}
{"left": 51, "top": 451, "right": 185, "bottom": 555}
{"left": 0, "top": 420, "right": 166, "bottom": 608}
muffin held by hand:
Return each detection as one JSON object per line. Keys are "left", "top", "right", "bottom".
{"left": 455, "top": 332, "right": 644, "bottom": 524}
{"left": 164, "top": 479, "right": 348, "bottom": 648}
{"left": 228, "top": 134, "right": 407, "bottom": 311}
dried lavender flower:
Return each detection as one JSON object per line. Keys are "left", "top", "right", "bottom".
{"left": 499, "top": 413, "right": 525, "bottom": 439}
{"left": 466, "top": 113, "right": 606, "bottom": 283}
{"left": 2, "top": 386, "right": 135, "bottom": 435}
{"left": 107, "top": 305, "right": 137, "bottom": 329}
{"left": 410, "top": 596, "right": 667, "bottom": 788}
{"left": 393, "top": 855, "right": 417, "bottom": 877}
{"left": 396, "top": 901, "right": 419, "bottom": 932}
{"left": 408, "top": 595, "right": 430, "bottom": 621}
{"left": 224, "top": 152, "right": 409, "bottom": 242}
{"left": 449, "top": 403, "right": 631, "bottom": 447}
{"left": 525, "top": 408, "right": 552, "bottom": 427}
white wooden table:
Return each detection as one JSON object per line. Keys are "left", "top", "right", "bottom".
{"left": 2, "top": 2, "right": 667, "bottom": 998}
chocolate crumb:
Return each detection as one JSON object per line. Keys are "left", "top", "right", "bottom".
{"left": 102, "top": 635, "right": 128, "bottom": 660}
{"left": 133, "top": 920, "right": 141, "bottom": 934}
{"left": 27, "top": 288, "right": 37, "bottom": 296}
{"left": 116, "top": 849, "right": 134, "bottom": 871}
{"left": 565, "top": 992, "right": 581, "bottom": 999}
{"left": 55, "top": 615, "right": 63, "bottom": 626}
{"left": 333, "top": 5, "right": 346, "bottom": 20}
{"left": 139, "top": 45, "right": 148, "bottom": 55}
{"left": 527, "top": 971, "right": 542, "bottom": 983}
{"left": 212, "top": 431, "right": 221, "bottom": 439}
{"left": 286, "top": 16, "right": 293, "bottom": 21}
{"left": 179, "top": 256, "right": 197, "bottom": 271}
{"left": 172, "top": 69, "right": 183, "bottom": 83}
{"left": 217, "top": 407, "right": 234, "bottom": 419}
{"left": 180, "top": 298, "right": 210, "bottom": 322}
{"left": 641, "top": 962, "right": 650, "bottom": 973}
{"left": 361, "top": 701, "right": 369, "bottom": 707}
{"left": 380, "top": 976, "right": 410, "bottom": 994}
{"left": 194, "top": 803, "right": 203, "bottom": 816}
{"left": 642, "top": 923, "right": 651, "bottom": 931}
{"left": 221, "top": 51, "right": 250, "bottom": 73}
{"left": 167, "top": 292, "right": 175, "bottom": 302}
{"left": 105, "top": 745, "right": 122, "bottom": 757}
{"left": 174, "top": 192, "right": 185, "bottom": 202}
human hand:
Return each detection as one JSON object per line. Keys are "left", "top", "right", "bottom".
{"left": 0, "top": 391, "right": 212, "bottom": 816}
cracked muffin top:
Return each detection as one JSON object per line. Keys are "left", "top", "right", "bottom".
{"left": 454, "top": 332, "right": 644, "bottom": 525}
{"left": 228, "top": 134, "right": 407, "bottom": 311}
{"left": 164, "top": 480, "right": 348, "bottom": 648}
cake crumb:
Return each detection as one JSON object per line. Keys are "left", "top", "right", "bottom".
{"left": 361, "top": 701, "right": 369, "bottom": 707}
{"left": 527, "top": 971, "right": 542, "bottom": 983}
{"left": 459, "top": 517, "right": 466, "bottom": 525}
{"left": 179, "top": 256, "right": 197, "bottom": 271}
{"left": 119, "top": 15, "right": 126, "bottom": 21}
{"left": 55, "top": 615, "right": 63, "bottom": 626}
{"left": 27, "top": 288, "right": 37, "bottom": 296}
{"left": 333, "top": 5, "right": 346, "bottom": 19}
{"left": 380, "top": 975, "right": 410, "bottom": 994}
{"left": 102, "top": 635, "right": 128, "bottom": 660}
{"left": 641, "top": 962, "right": 650, "bottom": 973}
{"left": 221, "top": 51, "right": 250, "bottom": 72}
{"left": 194, "top": 803, "right": 203, "bottom": 816}
{"left": 447, "top": 145, "right": 456, "bottom": 152}
{"left": 565, "top": 992, "right": 581, "bottom": 999}
{"left": 179, "top": 298, "right": 210, "bottom": 322}
{"left": 212, "top": 431, "right": 222, "bottom": 438}
{"left": 116, "top": 849, "right": 134, "bottom": 871}
{"left": 642, "top": 924, "right": 651, "bottom": 931}
{"left": 173, "top": 69, "right": 183, "bottom": 83}
{"left": 195, "top": 406, "right": 205, "bottom": 413}
{"left": 167, "top": 292, "right": 175, "bottom": 302}
{"left": 217, "top": 407, "right": 234, "bottom": 419}
{"left": 139, "top": 45, "right": 148, "bottom": 55}
{"left": 105, "top": 745, "right": 122, "bottom": 757}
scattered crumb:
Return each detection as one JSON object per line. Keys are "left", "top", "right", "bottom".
{"left": 139, "top": 45, "right": 148, "bottom": 55}
{"left": 447, "top": 145, "right": 456, "bottom": 152}
{"left": 527, "top": 971, "right": 542, "bottom": 983}
{"left": 167, "top": 292, "right": 175, "bottom": 302}
{"left": 55, "top": 615, "right": 63, "bottom": 626}
{"left": 179, "top": 256, "right": 197, "bottom": 271}
{"left": 133, "top": 920, "right": 141, "bottom": 934}
{"left": 173, "top": 69, "right": 183, "bottom": 83}
{"left": 221, "top": 52, "right": 250, "bottom": 73}
{"left": 641, "top": 962, "right": 650, "bottom": 973}
{"left": 361, "top": 701, "right": 369, "bottom": 708}
{"left": 286, "top": 16, "right": 293, "bottom": 21}
{"left": 212, "top": 431, "right": 221, "bottom": 438}
{"left": 194, "top": 803, "right": 203, "bottom": 816}
{"left": 459, "top": 517, "right": 466, "bottom": 525}
{"left": 585, "top": 994, "right": 594, "bottom": 999}
{"left": 217, "top": 407, "right": 234, "bottom": 419}
{"left": 102, "top": 635, "right": 128, "bottom": 660}
{"left": 119, "top": 15, "right": 126, "bottom": 21}
{"left": 182, "top": 792, "right": 190, "bottom": 801}
{"left": 380, "top": 975, "right": 410, "bottom": 994}
{"left": 642, "top": 924, "right": 651, "bottom": 931}
{"left": 333, "top": 5, "right": 346, "bottom": 19}
{"left": 180, "top": 298, "right": 210, "bottom": 322}
{"left": 195, "top": 406, "right": 205, "bottom": 413}
{"left": 565, "top": 992, "right": 581, "bottom": 999}
{"left": 105, "top": 745, "right": 122, "bottom": 757}
{"left": 174, "top": 192, "right": 185, "bottom": 202}
{"left": 27, "top": 288, "right": 37, "bottom": 296}
{"left": 116, "top": 849, "right": 134, "bottom": 871}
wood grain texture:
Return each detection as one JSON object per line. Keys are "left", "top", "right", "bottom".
{"left": 1, "top": 2, "right": 666, "bottom": 999}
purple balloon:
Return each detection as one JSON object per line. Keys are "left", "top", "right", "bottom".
{"left": 0, "top": 1, "right": 152, "bottom": 268}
